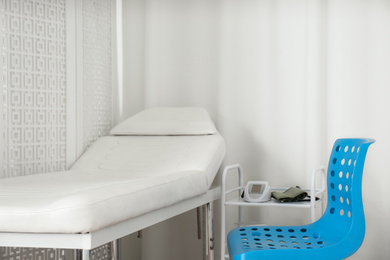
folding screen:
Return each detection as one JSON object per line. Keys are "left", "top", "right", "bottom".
{"left": 0, "top": 0, "right": 116, "bottom": 259}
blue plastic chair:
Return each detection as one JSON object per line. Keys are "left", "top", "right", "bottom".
{"left": 227, "top": 138, "right": 375, "bottom": 260}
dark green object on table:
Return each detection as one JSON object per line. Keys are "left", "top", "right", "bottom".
{"left": 271, "top": 186, "right": 308, "bottom": 202}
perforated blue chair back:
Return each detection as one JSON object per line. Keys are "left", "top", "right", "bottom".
{"left": 227, "top": 138, "right": 375, "bottom": 260}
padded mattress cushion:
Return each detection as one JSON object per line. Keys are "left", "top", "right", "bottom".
{"left": 0, "top": 134, "right": 225, "bottom": 233}
{"left": 110, "top": 107, "right": 217, "bottom": 136}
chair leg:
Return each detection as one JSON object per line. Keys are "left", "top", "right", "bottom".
{"left": 201, "top": 205, "right": 207, "bottom": 260}
{"left": 207, "top": 202, "right": 215, "bottom": 260}
{"left": 202, "top": 202, "right": 215, "bottom": 260}
{"left": 197, "top": 207, "right": 202, "bottom": 239}
{"left": 74, "top": 249, "right": 90, "bottom": 260}
{"left": 200, "top": 203, "right": 215, "bottom": 260}
{"left": 110, "top": 239, "right": 119, "bottom": 260}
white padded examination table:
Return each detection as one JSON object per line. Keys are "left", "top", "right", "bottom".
{"left": 0, "top": 107, "right": 226, "bottom": 259}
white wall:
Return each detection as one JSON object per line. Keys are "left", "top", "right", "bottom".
{"left": 121, "top": 0, "right": 390, "bottom": 259}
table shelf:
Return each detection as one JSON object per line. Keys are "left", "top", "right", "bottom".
{"left": 220, "top": 164, "right": 327, "bottom": 260}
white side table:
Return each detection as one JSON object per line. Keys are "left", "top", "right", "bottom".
{"left": 220, "top": 164, "right": 327, "bottom": 260}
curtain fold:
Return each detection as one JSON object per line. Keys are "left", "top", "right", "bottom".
{"left": 122, "top": 0, "right": 390, "bottom": 259}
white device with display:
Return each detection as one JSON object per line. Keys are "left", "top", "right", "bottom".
{"left": 243, "top": 181, "right": 271, "bottom": 203}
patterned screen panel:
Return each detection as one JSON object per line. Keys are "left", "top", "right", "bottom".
{"left": 0, "top": 0, "right": 114, "bottom": 259}
{"left": 90, "top": 243, "right": 111, "bottom": 260}
{"left": 1, "top": 0, "right": 67, "bottom": 179}
{"left": 0, "top": 244, "right": 114, "bottom": 260}
{"left": 0, "top": 0, "right": 68, "bottom": 258}
{"left": 82, "top": 0, "right": 112, "bottom": 150}
{"left": 0, "top": 247, "right": 69, "bottom": 260}
{"left": 81, "top": 1, "right": 114, "bottom": 258}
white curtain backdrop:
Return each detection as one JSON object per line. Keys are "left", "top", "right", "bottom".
{"left": 121, "top": 0, "right": 390, "bottom": 259}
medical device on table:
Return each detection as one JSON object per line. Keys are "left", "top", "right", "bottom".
{"left": 242, "top": 181, "right": 271, "bottom": 203}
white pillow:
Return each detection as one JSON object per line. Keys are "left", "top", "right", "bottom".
{"left": 110, "top": 107, "right": 217, "bottom": 136}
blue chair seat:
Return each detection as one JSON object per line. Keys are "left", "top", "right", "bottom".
{"left": 227, "top": 138, "right": 375, "bottom": 260}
